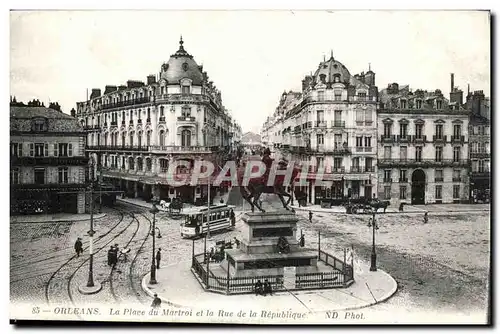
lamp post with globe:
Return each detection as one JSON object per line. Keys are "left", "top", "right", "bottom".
{"left": 149, "top": 203, "right": 160, "bottom": 284}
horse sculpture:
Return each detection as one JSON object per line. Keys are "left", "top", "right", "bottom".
{"left": 238, "top": 158, "right": 301, "bottom": 212}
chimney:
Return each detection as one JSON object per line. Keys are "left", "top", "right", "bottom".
{"left": 147, "top": 75, "right": 156, "bottom": 85}
{"left": 70, "top": 108, "right": 76, "bottom": 117}
{"left": 450, "top": 73, "right": 455, "bottom": 93}
{"left": 104, "top": 85, "right": 118, "bottom": 95}
{"left": 90, "top": 88, "right": 101, "bottom": 99}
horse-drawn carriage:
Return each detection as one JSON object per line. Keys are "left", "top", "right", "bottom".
{"left": 344, "top": 198, "right": 391, "bottom": 214}
{"left": 159, "top": 197, "right": 184, "bottom": 217}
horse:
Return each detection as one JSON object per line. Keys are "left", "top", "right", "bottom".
{"left": 238, "top": 160, "right": 301, "bottom": 212}
{"left": 369, "top": 199, "right": 390, "bottom": 213}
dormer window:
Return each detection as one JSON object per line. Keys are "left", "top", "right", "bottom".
{"left": 32, "top": 118, "right": 47, "bottom": 132}
{"left": 400, "top": 99, "right": 407, "bottom": 109}
{"left": 436, "top": 100, "right": 443, "bottom": 109}
{"left": 182, "top": 84, "right": 190, "bottom": 95}
{"left": 357, "top": 92, "right": 367, "bottom": 102}
{"left": 416, "top": 100, "right": 422, "bottom": 109}
{"left": 333, "top": 74, "right": 341, "bottom": 83}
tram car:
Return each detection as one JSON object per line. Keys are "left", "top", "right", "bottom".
{"left": 99, "top": 182, "right": 118, "bottom": 206}
{"left": 180, "top": 204, "right": 235, "bottom": 238}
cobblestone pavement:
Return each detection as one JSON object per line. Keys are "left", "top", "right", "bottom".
{"left": 10, "top": 197, "right": 490, "bottom": 319}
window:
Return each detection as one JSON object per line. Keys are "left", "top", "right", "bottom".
{"left": 137, "top": 158, "right": 143, "bottom": 171}
{"left": 104, "top": 133, "right": 108, "bottom": 146}
{"left": 436, "top": 100, "right": 443, "bottom": 109}
{"left": 334, "top": 110, "right": 342, "bottom": 122}
{"left": 365, "top": 157, "right": 373, "bottom": 171}
{"left": 453, "top": 125, "right": 461, "bottom": 138}
{"left": 472, "top": 160, "right": 478, "bottom": 172}
{"left": 34, "top": 168, "right": 45, "bottom": 184}
{"left": 58, "top": 167, "right": 69, "bottom": 184}
{"left": 181, "top": 129, "right": 191, "bottom": 147}
{"left": 121, "top": 133, "right": 126, "bottom": 147}
{"left": 453, "top": 185, "right": 460, "bottom": 199}
{"left": 399, "top": 124, "right": 408, "bottom": 137}
{"left": 138, "top": 132, "right": 142, "bottom": 147}
{"left": 334, "top": 91, "right": 342, "bottom": 101}
{"left": 317, "top": 134, "right": 324, "bottom": 145}
{"left": 11, "top": 168, "right": 20, "bottom": 184}
{"left": 317, "top": 91, "right": 325, "bottom": 101}
{"left": 356, "top": 110, "right": 364, "bottom": 124}
{"left": 399, "top": 186, "right": 407, "bottom": 199}
{"left": 416, "top": 100, "right": 422, "bottom": 109}
{"left": 182, "top": 85, "right": 190, "bottom": 95}
{"left": 415, "top": 124, "right": 423, "bottom": 139}
{"left": 384, "top": 146, "right": 391, "bottom": 159}
{"left": 147, "top": 108, "right": 151, "bottom": 120}
{"left": 384, "top": 170, "right": 391, "bottom": 182}
{"left": 453, "top": 169, "right": 461, "bottom": 182}
{"left": 471, "top": 142, "right": 478, "bottom": 153}
{"left": 357, "top": 92, "right": 366, "bottom": 101}
{"left": 384, "top": 186, "right": 391, "bottom": 199}
{"left": 159, "top": 130, "right": 165, "bottom": 146}
{"left": 400, "top": 99, "right": 407, "bottom": 109}
{"left": 121, "top": 157, "right": 126, "bottom": 169}
{"left": 384, "top": 123, "right": 392, "bottom": 137}
{"left": 11, "top": 143, "right": 22, "bottom": 157}
{"left": 182, "top": 106, "right": 191, "bottom": 117}
{"left": 435, "top": 125, "right": 443, "bottom": 139}
{"left": 128, "top": 157, "right": 135, "bottom": 170}
{"left": 34, "top": 143, "right": 46, "bottom": 157}
{"left": 364, "top": 136, "right": 371, "bottom": 148}
{"left": 479, "top": 160, "right": 485, "bottom": 172}
{"left": 453, "top": 147, "right": 461, "bottom": 162}
{"left": 33, "top": 119, "right": 46, "bottom": 132}
{"left": 435, "top": 146, "right": 443, "bottom": 162}
{"left": 160, "top": 106, "right": 164, "bottom": 117}
{"left": 333, "top": 158, "right": 342, "bottom": 170}
{"left": 415, "top": 146, "right": 422, "bottom": 162}
{"left": 146, "top": 158, "right": 152, "bottom": 172}
{"left": 400, "top": 169, "right": 407, "bottom": 182}
{"left": 364, "top": 110, "right": 372, "bottom": 124}
{"left": 356, "top": 137, "right": 363, "bottom": 147}
{"left": 435, "top": 185, "right": 442, "bottom": 199}
{"left": 400, "top": 146, "right": 407, "bottom": 161}
{"left": 129, "top": 132, "right": 134, "bottom": 147}
{"left": 146, "top": 131, "right": 151, "bottom": 146}
{"left": 435, "top": 169, "right": 443, "bottom": 182}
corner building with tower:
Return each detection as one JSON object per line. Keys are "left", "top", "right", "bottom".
{"left": 76, "top": 38, "right": 239, "bottom": 204}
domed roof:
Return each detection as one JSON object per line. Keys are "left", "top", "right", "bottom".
{"left": 160, "top": 37, "right": 204, "bottom": 85}
{"left": 313, "top": 52, "right": 351, "bottom": 85}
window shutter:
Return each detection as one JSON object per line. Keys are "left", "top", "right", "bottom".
{"left": 29, "top": 143, "right": 34, "bottom": 157}
{"left": 18, "top": 143, "right": 23, "bottom": 157}
{"left": 68, "top": 143, "right": 73, "bottom": 157}
{"left": 54, "top": 144, "right": 58, "bottom": 157}
{"left": 44, "top": 143, "right": 48, "bottom": 156}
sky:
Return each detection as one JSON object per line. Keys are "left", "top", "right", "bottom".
{"left": 10, "top": 10, "right": 490, "bottom": 134}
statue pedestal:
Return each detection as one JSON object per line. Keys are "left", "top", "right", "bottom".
{"left": 221, "top": 211, "right": 320, "bottom": 277}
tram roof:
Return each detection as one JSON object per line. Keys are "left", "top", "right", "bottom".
{"left": 182, "top": 204, "right": 235, "bottom": 215}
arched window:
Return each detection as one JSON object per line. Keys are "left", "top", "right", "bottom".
{"left": 181, "top": 129, "right": 191, "bottom": 147}
{"left": 146, "top": 158, "right": 152, "bottom": 172}
{"left": 137, "top": 157, "right": 143, "bottom": 171}
{"left": 121, "top": 132, "right": 126, "bottom": 147}
{"left": 128, "top": 157, "right": 135, "bottom": 170}
{"left": 129, "top": 131, "right": 134, "bottom": 147}
{"left": 137, "top": 131, "right": 142, "bottom": 148}
{"left": 146, "top": 131, "right": 151, "bottom": 146}
{"left": 182, "top": 105, "right": 191, "bottom": 117}
{"left": 160, "top": 106, "right": 164, "bottom": 117}
{"left": 159, "top": 130, "right": 165, "bottom": 146}
{"left": 104, "top": 133, "right": 108, "bottom": 146}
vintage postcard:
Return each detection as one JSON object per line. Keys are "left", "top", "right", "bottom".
{"left": 9, "top": 10, "right": 491, "bottom": 325}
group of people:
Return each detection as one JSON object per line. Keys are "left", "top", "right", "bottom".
{"left": 107, "top": 244, "right": 120, "bottom": 266}
{"left": 254, "top": 279, "right": 273, "bottom": 296}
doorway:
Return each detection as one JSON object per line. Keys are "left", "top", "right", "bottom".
{"left": 411, "top": 169, "right": 426, "bottom": 204}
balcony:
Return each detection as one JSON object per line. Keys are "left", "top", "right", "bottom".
{"left": 129, "top": 120, "right": 134, "bottom": 125}
{"left": 471, "top": 169, "right": 490, "bottom": 179}
{"left": 378, "top": 158, "right": 469, "bottom": 167}
{"left": 383, "top": 178, "right": 393, "bottom": 183}
{"left": 101, "top": 97, "right": 151, "bottom": 110}
{"left": 315, "top": 121, "right": 327, "bottom": 128}
{"left": 331, "top": 121, "right": 345, "bottom": 128}
{"left": 412, "top": 135, "right": 427, "bottom": 142}
{"left": 364, "top": 147, "right": 373, "bottom": 152}
{"left": 397, "top": 135, "right": 410, "bottom": 142}
{"left": 110, "top": 121, "right": 118, "bottom": 127}
{"left": 177, "top": 116, "right": 196, "bottom": 122}
{"left": 146, "top": 118, "right": 151, "bottom": 124}
{"left": 399, "top": 178, "right": 409, "bottom": 183}
{"left": 11, "top": 183, "right": 87, "bottom": 190}
{"left": 309, "top": 146, "right": 351, "bottom": 155}
{"left": 331, "top": 167, "right": 346, "bottom": 173}
{"left": 149, "top": 145, "right": 212, "bottom": 153}
{"left": 86, "top": 145, "right": 149, "bottom": 152}
{"left": 159, "top": 116, "right": 166, "bottom": 123}
{"left": 350, "top": 166, "right": 362, "bottom": 173}
{"left": 434, "top": 177, "right": 444, "bottom": 182}
{"left": 380, "top": 135, "right": 396, "bottom": 143}
{"left": 451, "top": 135, "right": 465, "bottom": 143}
{"left": 364, "top": 166, "right": 375, "bottom": 172}
{"left": 433, "top": 135, "right": 447, "bottom": 142}
{"left": 11, "top": 156, "right": 89, "bottom": 166}
{"left": 137, "top": 119, "right": 142, "bottom": 124}
{"left": 452, "top": 177, "right": 462, "bottom": 182}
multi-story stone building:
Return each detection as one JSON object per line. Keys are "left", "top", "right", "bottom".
{"left": 10, "top": 103, "right": 88, "bottom": 214}
{"left": 377, "top": 78, "right": 470, "bottom": 206}
{"left": 262, "top": 54, "right": 379, "bottom": 205}
{"left": 466, "top": 89, "right": 490, "bottom": 203}
{"left": 76, "top": 38, "right": 237, "bottom": 204}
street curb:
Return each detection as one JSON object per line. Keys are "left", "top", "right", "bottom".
{"left": 291, "top": 206, "right": 489, "bottom": 216}
{"left": 140, "top": 263, "right": 399, "bottom": 313}
{"left": 10, "top": 213, "right": 107, "bottom": 224}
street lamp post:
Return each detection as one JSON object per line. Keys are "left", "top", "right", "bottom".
{"left": 149, "top": 203, "right": 160, "bottom": 285}
{"left": 86, "top": 182, "right": 96, "bottom": 287}
{"left": 368, "top": 211, "right": 379, "bottom": 272}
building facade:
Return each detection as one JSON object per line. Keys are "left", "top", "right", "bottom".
{"left": 10, "top": 105, "right": 88, "bottom": 214}
{"left": 262, "top": 54, "right": 379, "bottom": 205}
{"left": 466, "top": 90, "right": 490, "bottom": 203}
{"left": 377, "top": 80, "right": 470, "bottom": 206}
{"left": 76, "top": 38, "right": 238, "bottom": 204}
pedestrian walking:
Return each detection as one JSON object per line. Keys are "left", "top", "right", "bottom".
{"left": 230, "top": 209, "right": 236, "bottom": 227}
{"left": 151, "top": 293, "right": 161, "bottom": 309}
{"left": 74, "top": 237, "right": 83, "bottom": 257}
{"left": 156, "top": 248, "right": 162, "bottom": 269}
{"left": 309, "top": 211, "right": 313, "bottom": 223}
{"left": 423, "top": 212, "right": 429, "bottom": 224}
{"left": 107, "top": 246, "right": 114, "bottom": 266}
{"left": 111, "top": 244, "right": 119, "bottom": 265}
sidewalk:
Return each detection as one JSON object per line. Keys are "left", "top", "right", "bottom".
{"left": 10, "top": 212, "right": 106, "bottom": 224}
{"left": 141, "top": 259, "right": 398, "bottom": 315}
{"left": 291, "top": 203, "right": 490, "bottom": 215}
